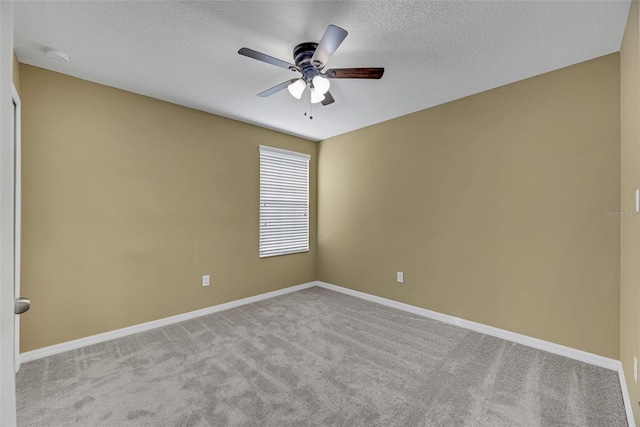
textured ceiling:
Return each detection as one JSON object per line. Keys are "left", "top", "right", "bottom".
{"left": 14, "top": 1, "right": 631, "bottom": 141}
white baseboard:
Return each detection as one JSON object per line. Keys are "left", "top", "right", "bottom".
{"left": 20, "top": 281, "right": 319, "bottom": 363}
{"left": 25, "top": 279, "right": 621, "bottom": 371}
{"left": 20, "top": 279, "right": 635, "bottom": 427}
{"left": 317, "top": 281, "right": 637, "bottom": 426}
{"left": 619, "top": 364, "right": 637, "bottom": 427}
{"left": 316, "top": 281, "right": 620, "bottom": 371}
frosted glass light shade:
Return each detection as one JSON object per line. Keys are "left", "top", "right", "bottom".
{"left": 312, "top": 75, "right": 330, "bottom": 95}
{"left": 287, "top": 79, "right": 306, "bottom": 99}
{"left": 310, "top": 87, "right": 325, "bottom": 104}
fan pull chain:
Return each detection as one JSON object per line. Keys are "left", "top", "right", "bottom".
{"left": 308, "top": 84, "right": 313, "bottom": 120}
{"left": 304, "top": 87, "right": 308, "bottom": 118}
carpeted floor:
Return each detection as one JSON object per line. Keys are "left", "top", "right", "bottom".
{"left": 16, "top": 287, "right": 627, "bottom": 426}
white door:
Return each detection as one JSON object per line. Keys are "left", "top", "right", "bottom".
{"left": 12, "top": 85, "right": 21, "bottom": 373}
{"left": 0, "top": 2, "right": 18, "bottom": 425}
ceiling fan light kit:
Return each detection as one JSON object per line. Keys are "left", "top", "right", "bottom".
{"left": 238, "top": 24, "right": 384, "bottom": 116}
{"left": 312, "top": 75, "right": 330, "bottom": 95}
{"left": 287, "top": 79, "right": 306, "bottom": 99}
{"left": 309, "top": 86, "right": 325, "bottom": 104}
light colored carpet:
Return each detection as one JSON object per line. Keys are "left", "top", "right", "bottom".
{"left": 16, "top": 287, "right": 627, "bottom": 426}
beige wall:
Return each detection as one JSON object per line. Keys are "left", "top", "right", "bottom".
{"left": 19, "top": 47, "right": 624, "bottom": 365}
{"left": 318, "top": 54, "right": 620, "bottom": 359}
{"left": 620, "top": 0, "right": 640, "bottom": 422}
{"left": 19, "top": 65, "right": 317, "bottom": 352}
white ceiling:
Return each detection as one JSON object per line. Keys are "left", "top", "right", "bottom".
{"left": 14, "top": 1, "right": 631, "bottom": 142}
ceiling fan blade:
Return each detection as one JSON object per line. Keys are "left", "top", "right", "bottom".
{"left": 238, "top": 48, "right": 298, "bottom": 71}
{"left": 321, "top": 91, "right": 335, "bottom": 106}
{"left": 310, "top": 25, "right": 348, "bottom": 68}
{"left": 257, "top": 79, "right": 298, "bottom": 97}
{"left": 325, "top": 68, "right": 384, "bottom": 79}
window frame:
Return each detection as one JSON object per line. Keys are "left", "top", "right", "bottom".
{"left": 259, "top": 145, "right": 310, "bottom": 258}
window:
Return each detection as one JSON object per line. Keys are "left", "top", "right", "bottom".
{"left": 259, "top": 145, "right": 310, "bottom": 258}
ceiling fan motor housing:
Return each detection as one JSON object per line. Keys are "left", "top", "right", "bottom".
{"left": 293, "top": 42, "right": 321, "bottom": 81}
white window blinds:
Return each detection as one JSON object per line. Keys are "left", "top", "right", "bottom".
{"left": 259, "top": 145, "right": 310, "bottom": 258}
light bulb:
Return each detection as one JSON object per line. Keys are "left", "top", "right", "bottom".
{"left": 310, "top": 87, "right": 325, "bottom": 104}
{"left": 312, "top": 75, "right": 330, "bottom": 95}
{"left": 287, "top": 79, "right": 306, "bottom": 99}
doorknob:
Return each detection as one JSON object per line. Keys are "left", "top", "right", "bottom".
{"left": 15, "top": 297, "right": 30, "bottom": 315}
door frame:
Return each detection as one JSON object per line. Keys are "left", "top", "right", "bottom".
{"left": 12, "top": 84, "right": 21, "bottom": 374}
{"left": 0, "top": 1, "right": 18, "bottom": 425}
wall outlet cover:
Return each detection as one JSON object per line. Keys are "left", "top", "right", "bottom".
{"left": 202, "top": 275, "right": 210, "bottom": 287}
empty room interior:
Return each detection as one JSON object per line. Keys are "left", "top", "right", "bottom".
{"left": 3, "top": 0, "right": 640, "bottom": 425}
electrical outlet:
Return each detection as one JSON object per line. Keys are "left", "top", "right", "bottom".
{"left": 202, "top": 275, "right": 210, "bottom": 287}
{"left": 634, "top": 356, "right": 638, "bottom": 384}
{"left": 397, "top": 272, "right": 404, "bottom": 283}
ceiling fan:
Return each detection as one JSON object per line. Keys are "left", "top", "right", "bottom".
{"left": 238, "top": 25, "right": 384, "bottom": 107}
